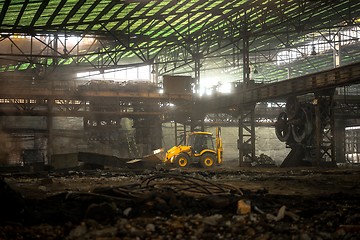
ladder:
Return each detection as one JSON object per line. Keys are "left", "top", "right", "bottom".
{"left": 126, "top": 134, "right": 140, "bottom": 159}
{"left": 175, "top": 122, "right": 187, "bottom": 145}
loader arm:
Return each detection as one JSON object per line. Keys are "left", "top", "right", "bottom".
{"left": 216, "top": 127, "right": 223, "bottom": 164}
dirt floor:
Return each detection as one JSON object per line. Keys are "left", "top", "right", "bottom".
{"left": 0, "top": 163, "right": 360, "bottom": 239}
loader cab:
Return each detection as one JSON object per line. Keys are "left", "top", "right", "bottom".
{"left": 188, "top": 132, "right": 214, "bottom": 154}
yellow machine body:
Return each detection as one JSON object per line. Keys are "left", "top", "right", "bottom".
{"left": 164, "top": 127, "right": 223, "bottom": 167}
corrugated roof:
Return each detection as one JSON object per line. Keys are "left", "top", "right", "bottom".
{"left": 0, "top": 0, "right": 359, "bottom": 81}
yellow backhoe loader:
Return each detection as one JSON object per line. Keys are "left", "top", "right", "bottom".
{"left": 164, "top": 127, "right": 223, "bottom": 167}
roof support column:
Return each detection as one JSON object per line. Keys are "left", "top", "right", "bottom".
{"left": 238, "top": 13, "right": 255, "bottom": 167}
{"left": 53, "top": 34, "right": 59, "bottom": 66}
{"left": 243, "top": 26, "right": 250, "bottom": 85}
{"left": 334, "top": 33, "right": 341, "bottom": 68}
{"left": 314, "top": 89, "right": 336, "bottom": 166}
{"left": 174, "top": 122, "right": 188, "bottom": 146}
{"left": 335, "top": 119, "right": 346, "bottom": 163}
{"left": 46, "top": 97, "right": 54, "bottom": 165}
{"left": 193, "top": 53, "right": 201, "bottom": 94}
{"left": 238, "top": 106, "right": 256, "bottom": 167}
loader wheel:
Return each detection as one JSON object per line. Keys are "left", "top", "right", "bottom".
{"left": 200, "top": 153, "right": 215, "bottom": 168}
{"left": 175, "top": 153, "right": 190, "bottom": 167}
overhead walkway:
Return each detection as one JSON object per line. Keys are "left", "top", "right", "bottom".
{"left": 201, "top": 61, "right": 360, "bottom": 112}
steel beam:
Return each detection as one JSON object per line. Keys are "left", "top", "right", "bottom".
{"left": 205, "top": 61, "right": 360, "bottom": 112}
{"left": 0, "top": 88, "right": 192, "bottom": 100}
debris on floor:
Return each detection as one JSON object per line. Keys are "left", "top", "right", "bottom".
{"left": 0, "top": 168, "right": 360, "bottom": 239}
{"left": 251, "top": 153, "right": 277, "bottom": 166}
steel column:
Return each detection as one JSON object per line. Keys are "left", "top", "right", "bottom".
{"left": 174, "top": 122, "right": 187, "bottom": 146}
{"left": 238, "top": 106, "right": 256, "bottom": 167}
{"left": 46, "top": 97, "right": 53, "bottom": 164}
{"left": 314, "top": 89, "right": 336, "bottom": 165}
{"left": 238, "top": 13, "right": 255, "bottom": 167}
{"left": 190, "top": 118, "right": 204, "bottom": 132}
{"left": 334, "top": 32, "right": 341, "bottom": 68}
{"left": 194, "top": 53, "right": 201, "bottom": 94}
{"left": 335, "top": 119, "right": 346, "bottom": 163}
{"left": 242, "top": 12, "right": 250, "bottom": 85}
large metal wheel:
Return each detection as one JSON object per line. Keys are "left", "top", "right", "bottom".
{"left": 175, "top": 153, "right": 190, "bottom": 167}
{"left": 292, "top": 108, "right": 312, "bottom": 143}
{"left": 292, "top": 123, "right": 307, "bottom": 143}
{"left": 275, "top": 112, "right": 291, "bottom": 142}
{"left": 286, "top": 97, "right": 300, "bottom": 120}
{"left": 200, "top": 153, "right": 215, "bottom": 168}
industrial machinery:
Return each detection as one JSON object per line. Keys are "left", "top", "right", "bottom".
{"left": 164, "top": 127, "right": 223, "bottom": 167}
{"left": 275, "top": 94, "right": 335, "bottom": 167}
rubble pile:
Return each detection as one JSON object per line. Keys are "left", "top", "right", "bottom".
{"left": 251, "top": 154, "right": 277, "bottom": 166}
{"left": 0, "top": 170, "right": 359, "bottom": 239}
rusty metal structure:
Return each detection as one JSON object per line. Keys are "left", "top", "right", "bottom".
{"left": 1, "top": 0, "right": 360, "bottom": 167}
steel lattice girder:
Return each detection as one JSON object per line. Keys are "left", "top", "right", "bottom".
{"left": 0, "top": 0, "right": 359, "bottom": 80}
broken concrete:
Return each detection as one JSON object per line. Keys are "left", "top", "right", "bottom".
{"left": 1, "top": 168, "right": 360, "bottom": 239}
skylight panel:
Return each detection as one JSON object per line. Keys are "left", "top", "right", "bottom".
{"left": 19, "top": 2, "right": 42, "bottom": 26}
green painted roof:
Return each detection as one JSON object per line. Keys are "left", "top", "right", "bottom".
{"left": 0, "top": 0, "right": 359, "bottom": 81}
